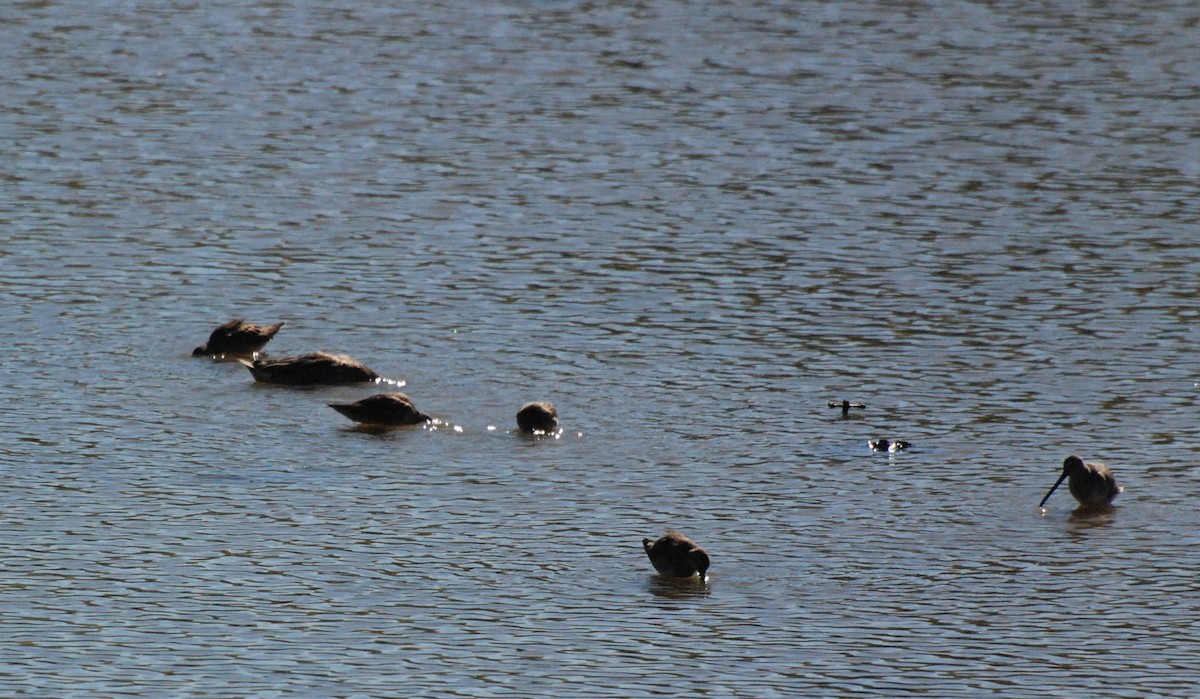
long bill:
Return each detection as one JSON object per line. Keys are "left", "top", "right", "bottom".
{"left": 1038, "top": 472, "right": 1069, "bottom": 508}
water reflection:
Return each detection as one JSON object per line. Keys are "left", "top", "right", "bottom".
{"left": 341, "top": 418, "right": 460, "bottom": 437}
{"left": 1067, "top": 505, "right": 1118, "bottom": 531}
{"left": 5, "top": 0, "right": 1200, "bottom": 695}
{"left": 1037, "top": 503, "right": 1118, "bottom": 534}
{"left": 345, "top": 423, "right": 421, "bottom": 437}
{"left": 516, "top": 428, "right": 565, "bottom": 441}
{"left": 646, "top": 575, "right": 711, "bottom": 601}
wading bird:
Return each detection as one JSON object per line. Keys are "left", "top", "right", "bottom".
{"left": 1039, "top": 455, "right": 1122, "bottom": 509}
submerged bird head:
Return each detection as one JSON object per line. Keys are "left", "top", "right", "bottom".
{"left": 516, "top": 402, "right": 558, "bottom": 434}
{"left": 192, "top": 344, "right": 209, "bottom": 356}
{"left": 689, "top": 547, "right": 710, "bottom": 580}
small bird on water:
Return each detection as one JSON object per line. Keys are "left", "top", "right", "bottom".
{"left": 642, "top": 531, "right": 710, "bottom": 580}
{"left": 516, "top": 401, "right": 558, "bottom": 434}
{"left": 869, "top": 439, "right": 912, "bottom": 452}
{"left": 239, "top": 351, "right": 380, "bottom": 385}
{"left": 193, "top": 319, "right": 284, "bottom": 357}
{"left": 1039, "top": 455, "right": 1122, "bottom": 509}
{"left": 329, "top": 392, "right": 430, "bottom": 426}
{"left": 829, "top": 400, "right": 866, "bottom": 417}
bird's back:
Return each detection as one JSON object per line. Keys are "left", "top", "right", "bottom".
{"left": 1069, "top": 462, "right": 1121, "bottom": 506}
{"left": 643, "top": 531, "right": 709, "bottom": 578}
{"left": 244, "top": 352, "right": 378, "bottom": 385}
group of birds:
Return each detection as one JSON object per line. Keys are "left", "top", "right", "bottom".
{"left": 827, "top": 400, "right": 1123, "bottom": 510}
{"left": 827, "top": 400, "right": 912, "bottom": 452}
{"left": 192, "top": 319, "right": 559, "bottom": 431}
{"left": 193, "top": 319, "right": 711, "bottom": 581}
{"left": 194, "top": 318, "right": 1117, "bottom": 581}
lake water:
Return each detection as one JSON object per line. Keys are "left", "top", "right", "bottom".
{"left": 4, "top": 0, "right": 1200, "bottom": 696}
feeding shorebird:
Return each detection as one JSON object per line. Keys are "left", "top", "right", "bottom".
{"left": 329, "top": 392, "right": 430, "bottom": 426}
{"left": 239, "top": 351, "right": 380, "bottom": 385}
{"left": 642, "top": 531, "right": 710, "bottom": 580}
{"left": 516, "top": 401, "right": 558, "bottom": 434}
{"left": 1039, "top": 455, "right": 1122, "bottom": 509}
{"left": 829, "top": 400, "right": 866, "bottom": 417}
{"left": 193, "top": 319, "right": 284, "bottom": 357}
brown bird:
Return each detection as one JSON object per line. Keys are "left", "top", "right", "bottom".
{"left": 329, "top": 392, "right": 430, "bottom": 426}
{"left": 1039, "top": 455, "right": 1123, "bottom": 509}
{"left": 642, "top": 531, "right": 710, "bottom": 580}
{"left": 239, "top": 351, "right": 380, "bottom": 385}
{"left": 516, "top": 401, "right": 558, "bottom": 434}
{"left": 193, "top": 319, "right": 284, "bottom": 357}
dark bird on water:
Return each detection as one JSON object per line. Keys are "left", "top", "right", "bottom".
{"left": 1039, "top": 455, "right": 1122, "bottom": 509}
{"left": 516, "top": 401, "right": 558, "bottom": 434}
{"left": 642, "top": 531, "right": 710, "bottom": 580}
{"left": 329, "top": 392, "right": 430, "bottom": 426}
{"left": 193, "top": 319, "right": 284, "bottom": 357}
{"left": 829, "top": 400, "right": 866, "bottom": 417}
{"left": 869, "top": 439, "right": 912, "bottom": 452}
{"left": 239, "top": 351, "right": 380, "bottom": 385}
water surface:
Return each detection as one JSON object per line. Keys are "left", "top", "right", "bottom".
{"left": 4, "top": 1, "right": 1200, "bottom": 696}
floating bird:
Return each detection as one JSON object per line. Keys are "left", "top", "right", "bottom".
{"left": 1039, "top": 455, "right": 1122, "bottom": 509}
{"left": 516, "top": 401, "right": 558, "bottom": 434}
{"left": 193, "top": 319, "right": 284, "bottom": 357}
{"left": 239, "top": 351, "right": 380, "bottom": 385}
{"left": 642, "top": 531, "right": 710, "bottom": 580}
{"left": 329, "top": 392, "right": 430, "bottom": 426}
{"left": 829, "top": 400, "right": 866, "bottom": 417}
{"left": 869, "top": 439, "right": 912, "bottom": 452}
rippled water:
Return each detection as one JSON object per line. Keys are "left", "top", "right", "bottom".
{"left": 4, "top": 0, "right": 1200, "bottom": 696}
